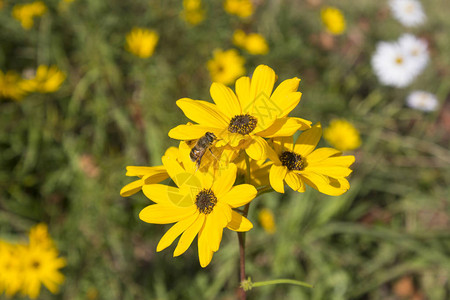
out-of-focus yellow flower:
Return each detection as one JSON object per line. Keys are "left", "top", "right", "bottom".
{"left": 29, "top": 223, "right": 54, "bottom": 250}
{"left": 233, "top": 29, "right": 269, "bottom": 55}
{"left": 22, "top": 65, "right": 66, "bottom": 93}
{"left": 258, "top": 208, "right": 276, "bottom": 234}
{"left": 0, "top": 70, "right": 28, "bottom": 101}
{"left": 181, "top": 0, "right": 205, "bottom": 25}
{"left": 125, "top": 27, "right": 159, "bottom": 58}
{"left": 12, "top": 1, "right": 47, "bottom": 30}
{"left": 323, "top": 119, "right": 361, "bottom": 151}
{"left": 224, "top": 0, "right": 253, "bottom": 19}
{"left": 321, "top": 6, "right": 346, "bottom": 35}
{"left": 207, "top": 49, "right": 246, "bottom": 85}
{"left": 0, "top": 241, "right": 22, "bottom": 297}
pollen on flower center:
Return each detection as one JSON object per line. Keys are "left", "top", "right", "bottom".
{"left": 395, "top": 57, "right": 403, "bottom": 64}
{"left": 279, "top": 151, "right": 306, "bottom": 171}
{"left": 195, "top": 189, "right": 217, "bottom": 214}
{"left": 228, "top": 114, "right": 257, "bottom": 135}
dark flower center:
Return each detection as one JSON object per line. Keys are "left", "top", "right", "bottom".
{"left": 195, "top": 189, "right": 217, "bottom": 214}
{"left": 228, "top": 114, "right": 257, "bottom": 135}
{"left": 279, "top": 151, "right": 305, "bottom": 171}
{"left": 31, "top": 260, "right": 41, "bottom": 269}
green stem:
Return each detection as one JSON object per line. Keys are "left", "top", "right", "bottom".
{"left": 252, "top": 279, "right": 314, "bottom": 289}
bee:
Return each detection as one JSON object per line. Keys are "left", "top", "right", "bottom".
{"left": 189, "top": 132, "right": 217, "bottom": 168}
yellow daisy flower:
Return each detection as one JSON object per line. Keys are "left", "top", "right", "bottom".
{"left": 22, "top": 65, "right": 66, "bottom": 93}
{"left": 224, "top": 0, "right": 253, "bottom": 19}
{"left": 258, "top": 208, "right": 276, "bottom": 234}
{"left": 169, "top": 65, "right": 312, "bottom": 161}
{"left": 125, "top": 27, "right": 159, "bottom": 58}
{"left": 19, "top": 243, "right": 66, "bottom": 299}
{"left": 139, "top": 153, "right": 256, "bottom": 267}
{"left": 0, "top": 70, "right": 28, "bottom": 101}
{"left": 12, "top": 1, "right": 47, "bottom": 30}
{"left": 233, "top": 29, "right": 269, "bottom": 55}
{"left": 323, "top": 119, "right": 361, "bottom": 151}
{"left": 269, "top": 123, "right": 355, "bottom": 196}
{"left": 321, "top": 6, "right": 346, "bottom": 35}
{"left": 181, "top": 0, "right": 205, "bottom": 25}
{"left": 120, "top": 147, "right": 177, "bottom": 197}
{"left": 207, "top": 49, "right": 246, "bottom": 86}
{"left": 0, "top": 241, "right": 22, "bottom": 297}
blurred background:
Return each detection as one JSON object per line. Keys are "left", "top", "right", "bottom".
{"left": 1, "top": 0, "right": 449, "bottom": 299}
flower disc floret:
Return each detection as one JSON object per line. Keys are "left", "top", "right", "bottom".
{"left": 228, "top": 114, "right": 257, "bottom": 135}
{"left": 279, "top": 151, "right": 305, "bottom": 171}
{"left": 196, "top": 189, "right": 217, "bottom": 214}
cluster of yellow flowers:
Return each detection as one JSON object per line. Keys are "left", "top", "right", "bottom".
{"left": 0, "top": 66, "right": 66, "bottom": 101}
{"left": 181, "top": 0, "right": 205, "bottom": 25}
{"left": 321, "top": 6, "right": 346, "bottom": 35}
{"left": 0, "top": 224, "right": 66, "bottom": 299}
{"left": 224, "top": 0, "right": 253, "bottom": 19}
{"left": 233, "top": 29, "right": 269, "bottom": 55}
{"left": 12, "top": 1, "right": 47, "bottom": 30}
{"left": 121, "top": 65, "right": 355, "bottom": 267}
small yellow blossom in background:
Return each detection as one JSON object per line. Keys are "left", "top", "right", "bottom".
{"left": 0, "top": 70, "right": 28, "bottom": 101}
{"left": 0, "top": 224, "right": 66, "bottom": 299}
{"left": 321, "top": 6, "right": 346, "bottom": 35}
{"left": 323, "top": 119, "right": 361, "bottom": 151}
{"left": 258, "top": 208, "right": 276, "bottom": 234}
{"left": 22, "top": 65, "right": 66, "bottom": 93}
{"left": 224, "top": 0, "right": 253, "bottom": 19}
{"left": 233, "top": 29, "right": 269, "bottom": 55}
{"left": 181, "top": 0, "right": 205, "bottom": 25}
{"left": 125, "top": 27, "right": 159, "bottom": 58}
{"left": 207, "top": 49, "right": 246, "bottom": 85}
{"left": 12, "top": 1, "right": 47, "bottom": 30}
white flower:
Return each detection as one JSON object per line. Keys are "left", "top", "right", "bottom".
{"left": 389, "top": 0, "right": 426, "bottom": 27}
{"left": 406, "top": 91, "right": 438, "bottom": 111}
{"left": 398, "top": 33, "right": 429, "bottom": 73}
{"left": 371, "top": 41, "right": 417, "bottom": 88}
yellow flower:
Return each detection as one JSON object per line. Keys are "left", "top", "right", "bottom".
{"left": 19, "top": 242, "right": 66, "bottom": 299}
{"left": 22, "top": 65, "right": 66, "bottom": 93}
{"left": 0, "top": 70, "right": 28, "bottom": 101}
{"left": 0, "top": 241, "right": 22, "bottom": 297}
{"left": 139, "top": 153, "right": 256, "bottom": 267}
{"left": 12, "top": 1, "right": 47, "bottom": 30}
{"left": 233, "top": 30, "right": 269, "bottom": 55}
{"left": 258, "top": 208, "right": 276, "bottom": 234}
{"left": 181, "top": 0, "right": 205, "bottom": 25}
{"left": 224, "top": 0, "right": 253, "bottom": 19}
{"left": 269, "top": 123, "right": 355, "bottom": 195}
{"left": 207, "top": 49, "right": 246, "bottom": 85}
{"left": 120, "top": 147, "right": 177, "bottom": 197}
{"left": 169, "top": 65, "right": 312, "bottom": 162}
{"left": 125, "top": 27, "right": 159, "bottom": 58}
{"left": 323, "top": 119, "right": 361, "bottom": 151}
{"left": 321, "top": 6, "right": 346, "bottom": 35}
{"left": 29, "top": 223, "right": 54, "bottom": 250}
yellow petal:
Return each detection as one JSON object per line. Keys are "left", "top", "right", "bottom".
{"left": 120, "top": 179, "right": 144, "bottom": 197}
{"left": 221, "top": 184, "right": 257, "bottom": 208}
{"left": 164, "top": 146, "right": 178, "bottom": 158}
{"left": 306, "top": 148, "right": 342, "bottom": 162}
{"left": 269, "top": 164, "right": 287, "bottom": 193}
{"left": 245, "top": 135, "right": 269, "bottom": 160}
{"left": 174, "top": 213, "right": 205, "bottom": 257}
{"left": 320, "top": 155, "right": 356, "bottom": 167}
{"left": 198, "top": 224, "right": 214, "bottom": 267}
{"left": 156, "top": 212, "right": 199, "bottom": 252}
{"left": 162, "top": 156, "right": 202, "bottom": 192}
{"left": 210, "top": 82, "right": 241, "bottom": 118}
{"left": 293, "top": 123, "right": 322, "bottom": 157}
{"left": 270, "top": 77, "right": 302, "bottom": 117}
{"left": 305, "top": 165, "right": 353, "bottom": 177}
{"left": 208, "top": 208, "right": 228, "bottom": 252}
{"left": 271, "top": 136, "right": 294, "bottom": 154}
{"left": 284, "top": 172, "right": 304, "bottom": 192}
{"left": 215, "top": 201, "right": 232, "bottom": 223}
{"left": 226, "top": 211, "right": 253, "bottom": 232}
{"left": 142, "top": 184, "right": 192, "bottom": 206}
{"left": 177, "top": 98, "right": 229, "bottom": 128}
{"left": 211, "top": 163, "right": 237, "bottom": 197}
{"left": 139, "top": 204, "right": 197, "bottom": 224}
{"left": 256, "top": 117, "right": 311, "bottom": 137}
{"left": 143, "top": 172, "right": 170, "bottom": 184}
{"left": 249, "top": 65, "right": 276, "bottom": 107}
{"left": 235, "top": 76, "right": 251, "bottom": 110}
{"left": 299, "top": 172, "right": 349, "bottom": 196}
{"left": 169, "top": 124, "right": 222, "bottom": 140}
{"left": 125, "top": 165, "right": 166, "bottom": 177}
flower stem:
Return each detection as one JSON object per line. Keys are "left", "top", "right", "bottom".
{"left": 252, "top": 279, "right": 314, "bottom": 289}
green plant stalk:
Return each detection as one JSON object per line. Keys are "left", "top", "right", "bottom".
{"left": 252, "top": 279, "right": 314, "bottom": 289}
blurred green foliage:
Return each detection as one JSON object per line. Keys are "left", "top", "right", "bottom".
{"left": 1, "top": 0, "right": 449, "bottom": 299}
